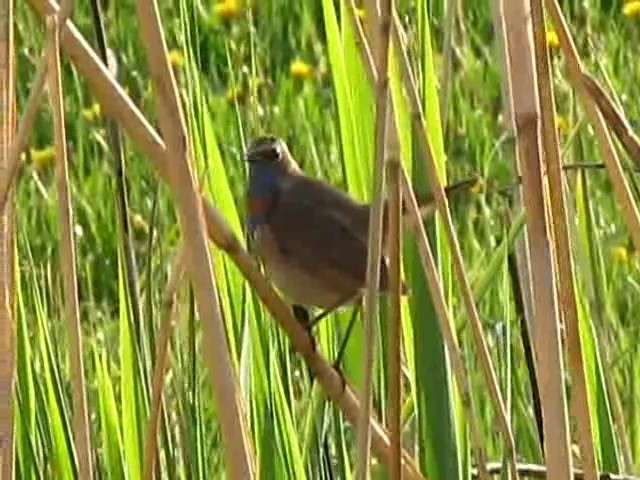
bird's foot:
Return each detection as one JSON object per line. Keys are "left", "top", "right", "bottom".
{"left": 292, "top": 304, "right": 318, "bottom": 353}
{"left": 292, "top": 304, "right": 312, "bottom": 327}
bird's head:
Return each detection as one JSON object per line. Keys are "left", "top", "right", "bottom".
{"left": 244, "top": 135, "right": 299, "bottom": 234}
{"left": 244, "top": 135, "right": 301, "bottom": 174}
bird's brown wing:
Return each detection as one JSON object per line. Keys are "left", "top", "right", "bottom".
{"left": 267, "top": 174, "right": 389, "bottom": 293}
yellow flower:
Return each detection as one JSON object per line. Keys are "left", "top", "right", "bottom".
{"left": 82, "top": 102, "right": 101, "bottom": 122}
{"left": 290, "top": 59, "right": 313, "bottom": 80}
{"left": 30, "top": 146, "right": 55, "bottom": 169}
{"left": 546, "top": 30, "right": 560, "bottom": 49}
{"left": 168, "top": 49, "right": 185, "bottom": 68}
{"left": 623, "top": 1, "right": 640, "bottom": 17}
{"left": 611, "top": 245, "right": 629, "bottom": 264}
{"left": 555, "top": 115, "right": 568, "bottom": 134}
{"left": 214, "top": 0, "right": 240, "bottom": 20}
{"left": 226, "top": 86, "right": 243, "bottom": 103}
{"left": 354, "top": 7, "right": 366, "bottom": 19}
{"left": 130, "top": 213, "right": 149, "bottom": 234}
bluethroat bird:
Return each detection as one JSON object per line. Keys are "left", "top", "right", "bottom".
{"left": 245, "top": 135, "right": 476, "bottom": 325}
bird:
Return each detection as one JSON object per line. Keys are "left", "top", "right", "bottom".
{"left": 244, "top": 135, "right": 476, "bottom": 325}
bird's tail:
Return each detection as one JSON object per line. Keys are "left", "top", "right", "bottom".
{"left": 410, "top": 176, "right": 481, "bottom": 218}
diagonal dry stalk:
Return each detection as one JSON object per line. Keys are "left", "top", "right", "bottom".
{"left": 0, "top": 49, "right": 47, "bottom": 211}
{"left": 134, "top": 0, "right": 256, "bottom": 477}
{"left": 46, "top": 12, "right": 95, "bottom": 480}
{"left": 398, "top": 167, "right": 489, "bottom": 480}
{"left": 24, "top": 1, "right": 427, "bottom": 477}
{"left": 0, "top": 0, "right": 16, "bottom": 476}
{"left": 391, "top": 15, "right": 519, "bottom": 478}
{"left": 357, "top": 0, "right": 393, "bottom": 477}
{"left": 544, "top": 0, "right": 640, "bottom": 252}
{"left": 529, "top": 0, "right": 597, "bottom": 478}
{"left": 581, "top": 72, "right": 640, "bottom": 162}
{"left": 143, "top": 247, "right": 186, "bottom": 480}
{"left": 499, "top": 0, "right": 572, "bottom": 477}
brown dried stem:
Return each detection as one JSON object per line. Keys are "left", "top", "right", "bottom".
{"left": 0, "top": 0, "right": 16, "bottom": 476}
{"left": 581, "top": 72, "right": 640, "bottom": 162}
{"left": 46, "top": 13, "right": 94, "bottom": 480}
{"left": 392, "top": 15, "right": 518, "bottom": 478}
{"left": 545, "top": 0, "right": 640, "bottom": 252}
{"left": 530, "top": 0, "right": 597, "bottom": 477}
{"left": 386, "top": 158, "right": 403, "bottom": 480}
{"left": 134, "top": 0, "right": 256, "bottom": 477}
{"left": 357, "top": 0, "right": 393, "bottom": 476}
{"left": 500, "top": 0, "right": 572, "bottom": 476}
{"left": 398, "top": 167, "right": 488, "bottom": 480}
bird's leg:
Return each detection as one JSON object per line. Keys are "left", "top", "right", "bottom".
{"left": 308, "top": 292, "right": 362, "bottom": 329}
{"left": 333, "top": 303, "right": 361, "bottom": 370}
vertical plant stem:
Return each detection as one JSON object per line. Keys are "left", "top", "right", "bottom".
{"left": 500, "top": 0, "right": 572, "bottom": 476}
{"left": 357, "top": 0, "right": 392, "bottom": 477}
{"left": 0, "top": 0, "right": 15, "bottom": 475}
{"left": 386, "top": 158, "right": 402, "bottom": 480}
{"left": 143, "top": 248, "right": 185, "bottom": 480}
{"left": 530, "top": 1, "right": 597, "bottom": 477}
{"left": 47, "top": 13, "right": 94, "bottom": 480}
{"left": 392, "top": 15, "right": 518, "bottom": 478}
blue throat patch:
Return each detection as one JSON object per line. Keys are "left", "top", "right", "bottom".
{"left": 247, "top": 163, "right": 279, "bottom": 234}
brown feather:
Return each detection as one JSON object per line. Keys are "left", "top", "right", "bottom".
{"left": 265, "top": 173, "right": 391, "bottom": 295}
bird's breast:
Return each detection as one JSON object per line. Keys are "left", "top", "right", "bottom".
{"left": 253, "top": 224, "right": 354, "bottom": 309}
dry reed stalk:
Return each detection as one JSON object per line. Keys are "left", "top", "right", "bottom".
{"left": 490, "top": 0, "right": 535, "bottom": 338}
{"left": 500, "top": 0, "right": 572, "bottom": 477}
{"left": 398, "top": 167, "right": 489, "bottom": 480}
{"left": 143, "top": 248, "right": 186, "bottom": 480}
{"left": 582, "top": 72, "right": 640, "bottom": 162}
{"left": 529, "top": 1, "right": 597, "bottom": 477}
{"left": 545, "top": 0, "right": 640, "bottom": 252}
{"left": 356, "top": 0, "right": 392, "bottom": 476}
{"left": 24, "top": 1, "right": 426, "bottom": 477}
{"left": 30, "top": 0, "right": 167, "bottom": 163}
{"left": 134, "top": 1, "right": 255, "bottom": 477}
{"left": 391, "top": 15, "right": 518, "bottom": 478}
{"left": 0, "top": 0, "right": 15, "bottom": 476}
{"left": 46, "top": 13, "right": 94, "bottom": 480}
{"left": 0, "top": 46, "right": 47, "bottom": 210}
{"left": 386, "top": 158, "right": 402, "bottom": 480}
{"left": 0, "top": 0, "right": 75, "bottom": 211}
